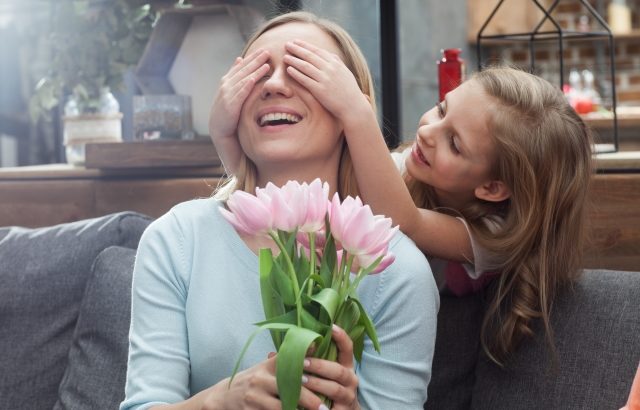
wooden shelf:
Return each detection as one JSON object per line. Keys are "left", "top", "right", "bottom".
{"left": 582, "top": 112, "right": 640, "bottom": 129}
{"left": 84, "top": 139, "right": 222, "bottom": 169}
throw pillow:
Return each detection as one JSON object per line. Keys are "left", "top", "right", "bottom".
{"left": 55, "top": 246, "right": 136, "bottom": 410}
{"left": 0, "top": 212, "right": 151, "bottom": 410}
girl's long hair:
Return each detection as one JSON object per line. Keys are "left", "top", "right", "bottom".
{"left": 409, "top": 67, "right": 594, "bottom": 365}
{"left": 215, "top": 11, "right": 375, "bottom": 200}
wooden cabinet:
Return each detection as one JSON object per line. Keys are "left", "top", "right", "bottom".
{"left": 2, "top": 163, "right": 640, "bottom": 271}
{"left": 0, "top": 165, "right": 224, "bottom": 228}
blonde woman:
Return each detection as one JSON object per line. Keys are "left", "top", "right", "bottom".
{"left": 121, "top": 11, "right": 438, "bottom": 410}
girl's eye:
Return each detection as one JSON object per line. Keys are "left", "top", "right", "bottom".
{"left": 436, "top": 102, "right": 445, "bottom": 118}
{"left": 449, "top": 135, "right": 460, "bottom": 154}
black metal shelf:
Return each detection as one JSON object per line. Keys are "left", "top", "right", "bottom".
{"left": 476, "top": 0, "right": 619, "bottom": 153}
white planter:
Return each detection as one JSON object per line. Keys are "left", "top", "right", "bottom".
{"left": 63, "top": 113, "right": 123, "bottom": 165}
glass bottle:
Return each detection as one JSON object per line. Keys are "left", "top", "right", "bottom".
{"left": 99, "top": 87, "right": 120, "bottom": 115}
{"left": 438, "top": 49, "right": 465, "bottom": 102}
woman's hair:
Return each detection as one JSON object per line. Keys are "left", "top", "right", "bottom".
{"left": 409, "top": 66, "right": 594, "bottom": 365}
{"left": 215, "top": 11, "right": 376, "bottom": 200}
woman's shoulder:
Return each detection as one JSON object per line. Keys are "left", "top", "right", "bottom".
{"left": 142, "top": 197, "right": 223, "bottom": 239}
{"left": 383, "top": 231, "right": 435, "bottom": 288}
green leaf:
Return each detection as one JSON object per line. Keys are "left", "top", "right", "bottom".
{"left": 320, "top": 234, "right": 336, "bottom": 286}
{"left": 351, "top": 297, "right": 380, "bottom": 353}
{"left": 229, "top": 323, "right": 297, "bottom": 387}
{"left": 259, "top": 249, "right": 285, "bottom": 349}
{"left": 335, "top": 298, "right": 360, "bottom": 333}
{"left": 277, "top": 327, "right": 322, "bottom": 410}
{"left": 310, "top": 288, "right": 340, "bottom": 323}
{"left": 270, "top": 260, "right": 295, "bottom": 306}
{"left": 314, "top": 325, "right": 333, "bottom": 359}
{"left": 300, "top": 307, "right": 329, "bottom": 334}
{"left": 348, "top": 325, "right": 365, "bottom": 363}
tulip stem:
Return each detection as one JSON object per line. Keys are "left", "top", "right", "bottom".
{"left": 307, "top": 233, "right": 316, "bottom": 297}
{"left": 270, "top": 231, "right": 302, "bottom": 327}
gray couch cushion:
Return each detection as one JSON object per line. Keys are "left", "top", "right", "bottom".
{"left": 425, "top": 292, "right": 485, "bottom": 410}
{"left": 0, "top": 213, "right": 151, "bottom": 410}
{"left": 471, "top": 269, "right": 640, "bottom": 410}
{"left": 55, "top": 246, "right": 136, "bottom": 410}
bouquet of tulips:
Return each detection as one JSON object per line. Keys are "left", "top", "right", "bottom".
{"left": 220, "top": 179, "right": 397, "bottom": 410}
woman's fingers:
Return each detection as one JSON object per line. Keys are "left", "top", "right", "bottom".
{"left": 332, "top": 325, "right": 355, "bottom": 368}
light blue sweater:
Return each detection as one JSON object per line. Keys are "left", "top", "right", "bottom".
{"left": 121, "top": 198, "right": 439, "bottom": 410}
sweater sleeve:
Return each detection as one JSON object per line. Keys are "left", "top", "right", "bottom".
{"left": 355, "top": 233, "right": 439, "bottom": 409}
{"left": 120, "top": 211, "right": 191, "bottom": 410}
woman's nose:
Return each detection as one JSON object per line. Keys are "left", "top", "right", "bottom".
{"left": 261, "top": 67, "right": 293, "bottom": 99}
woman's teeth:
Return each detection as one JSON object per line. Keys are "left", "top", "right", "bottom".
{"left": 259, "top": 112, "right": 301, "bottom": 126}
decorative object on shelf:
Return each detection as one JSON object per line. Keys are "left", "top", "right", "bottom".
{"left": 134, "top": 4, "right": 264, "bottom": 137}
{"left": 132, "top": 94, "right": 194, "bottom": 140}
{"left": 608, "top": 0, "right": 632, "bottom": 34}
{"left": 476, "top": 0, "right": 619, "bottom": 153}
{"left": 29, "top": 0, "right": 155, "bottom": 122}
{"left": 437, "top": 48, "right": 465, "bottom": 102}
{"left": 63, "top": 87, "right": 123, "bottom": 165}
{"left": 27, "top": 0, "right": 159, "bottom": 165}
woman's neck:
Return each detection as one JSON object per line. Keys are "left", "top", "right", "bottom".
{"left": 255, "top": 165, "right": 339, "bottom": 197}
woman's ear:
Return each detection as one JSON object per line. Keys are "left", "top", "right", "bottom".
{"left": 474, "top": 180, "right": 511, "bottom": 202}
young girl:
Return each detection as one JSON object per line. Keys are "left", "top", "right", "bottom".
{"left": 211, "top": 42, "right": 593, "bottom": 365}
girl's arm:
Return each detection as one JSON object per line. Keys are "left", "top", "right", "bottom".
{"left": 208, "top": 49, "right": 271, "bottom": 175}
{"left": 284, "top": 40, "right": 473, "bottom": 263}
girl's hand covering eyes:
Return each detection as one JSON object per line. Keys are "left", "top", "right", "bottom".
{"left": 283, "top": 40, "right": 372, "bottom": 129}
{"left": 208, "top": 49, "right": 270, "bottom": 174}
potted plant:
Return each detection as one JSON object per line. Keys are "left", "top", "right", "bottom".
{"left": 29, "top": 0, "right": 156, "bottom": 164}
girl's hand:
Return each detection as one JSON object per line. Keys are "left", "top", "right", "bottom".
{"left": 298, "top": 325, "right": 361, "bottom": 410}
{"left": 208, "top": 49, "right": 270, "bottom": 174}
{"left": 283, "top": 40, "right": 372, "bottom": 130}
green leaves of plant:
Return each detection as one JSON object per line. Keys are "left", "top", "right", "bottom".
{"left": 276, "top": 327, "right": 322, "bottom": 410}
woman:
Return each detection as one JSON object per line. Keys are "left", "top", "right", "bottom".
{"left": 121, "top": 11, "right": 438, "bottom": 410}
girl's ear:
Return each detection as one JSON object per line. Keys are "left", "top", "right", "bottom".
{"left": 474, "top": 180, "right": 511, "bottom": 202}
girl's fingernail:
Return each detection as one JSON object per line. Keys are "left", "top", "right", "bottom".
{"left": 332, "top": 324, "right": 341, "bottom": 333}
{"left": 302, "top": 375, "right": 309, "bottom": 384}
{"left": 319, "top": 404, "right": 330, "bottom": 410}
{"left": 304, "top": 359, "right": 311, "bottom": 367}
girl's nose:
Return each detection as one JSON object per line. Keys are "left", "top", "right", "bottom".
{"left": 417, "top": 124, "right": 436, "bottom": 147}
{"left": 261, "top": 67, "right": 293, "bottom": 99}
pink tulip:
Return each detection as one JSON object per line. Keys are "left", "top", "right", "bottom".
{"left": 329, "top": 193, "right": 398, "bottom": 273}
{"left": 300, "top": 179, "right": 330, "bottom": 233}
{"left": 220, "top": 190, "right": 273, "bottom": 236}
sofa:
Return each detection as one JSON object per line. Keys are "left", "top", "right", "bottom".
{"left": 1, "top": 211, "right": 639, "bottom": 410}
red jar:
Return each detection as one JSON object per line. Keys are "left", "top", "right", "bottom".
{"left": 438, "top": 48, "right": 464, "bottom": 102}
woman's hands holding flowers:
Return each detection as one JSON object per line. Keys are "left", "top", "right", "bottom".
{"left": 299, "top": 325, "right": 360, "bottom": 410}
{"left": 222, "top": 179, "right": 394, "bottom": 410}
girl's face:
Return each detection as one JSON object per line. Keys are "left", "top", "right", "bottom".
{"left": 406, "top": 80, "right": 501, "bottom": 207}
{"left": 238, "top": 22, "right": 344, "bottom": 182}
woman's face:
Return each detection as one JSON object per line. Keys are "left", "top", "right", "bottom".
{"left": 405, "top": 79, "right": 498, "bottom": 206}
{"left": 238, "top": 22, "right": 345, "bottom": 179}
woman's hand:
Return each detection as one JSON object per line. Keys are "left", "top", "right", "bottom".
{"left": 202, "top": 354, "right": 282, "bottom": 410}
{"left": 298, "top": 325, "right": 361, "bottom": 410}
{"left": 283, "top": 40, "right": 372, "bottom": 131}
{"left": 208, "top": 49, "right": 270, "bottom": 174}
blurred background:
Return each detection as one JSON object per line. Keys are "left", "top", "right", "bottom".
{"left": 0, "top": 0, "right": 639, "bottom": 167}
